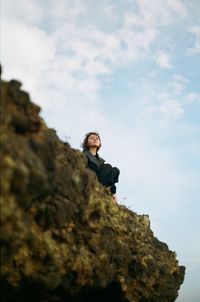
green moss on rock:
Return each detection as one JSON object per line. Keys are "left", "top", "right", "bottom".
{"left": 0, "top": 76, "right": 185, "bottom": 302}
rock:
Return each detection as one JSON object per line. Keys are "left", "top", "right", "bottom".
{"left": 0, "top": 75, "right": 185, "bottom": 302}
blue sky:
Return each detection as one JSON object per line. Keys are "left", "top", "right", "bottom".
{"left": 1, "top": 0, "right": 200, "bottom": 301}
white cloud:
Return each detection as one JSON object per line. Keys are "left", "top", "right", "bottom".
{"left": 169, "top": 74, "right": 189, "bottom": 94}
{"left": 172, "top": 74, "right": 188, "bottom": 84}
{"left": 2, "top": 21, "right": 55, "bottom": 65}
{"left": 0, "top": 0, "right": 168, "bottom": 135}
{"left": 189, "top": 26, "right": 200, "bottom": 54}
{"left": 1, "top": 0, "right": 43, "bottom": 24}
{"left": 155, "top": 51, "right": 173, "bottom": 69}
{"left": 1, "top": 20, "right": 56, "bottom": 99}
{"left": 186, "top": 92, "right": 200, "bottom": 103}
{"left": 134, "top": 0, "right": 187, "bottom": 28}
{"left": 166, "top": 0, "right": 187, "bottom": 18}
{"left": 145, "top": 98, "right": 184, "bottom": 119}
{"left": 159, "top": 98, "right": 184, "bottom": 117}
{"left": 143, "top": 69, "right": 199, "bottom": 123}
{"left": 1, "top": 0, "right": 188, "bottom": 90}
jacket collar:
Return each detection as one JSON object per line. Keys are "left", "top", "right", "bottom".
{"left": 82, "top": 149, "right": 105, "bottom": 167}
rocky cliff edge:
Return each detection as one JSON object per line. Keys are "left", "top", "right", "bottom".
{"left": 0, "top": 74, "right": 185, "bottom": 302}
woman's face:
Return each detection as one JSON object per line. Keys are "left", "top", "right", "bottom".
{"left": 87, "top": 134, "right": 101, "bottom": 149}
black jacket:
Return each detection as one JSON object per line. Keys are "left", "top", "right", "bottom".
{"left": 82, "top": 149, "right": 119, "bottom": 194}
{"left": 82, "top": 149, "right": 105, "bottom": 173}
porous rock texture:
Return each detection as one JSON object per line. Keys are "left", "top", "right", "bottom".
{"left": 0, "top": 74, "right": 185, "bottom": 302}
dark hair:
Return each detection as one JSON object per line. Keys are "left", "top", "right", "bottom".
{"left": 81, "top": 132, "right": 101, "bottom": 151}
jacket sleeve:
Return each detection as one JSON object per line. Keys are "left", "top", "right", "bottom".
{"left": 110, "top": 184, "right": 116, "bottom": 194}
{"left": 82, "top": 150, "right": 99, "bottom": 173}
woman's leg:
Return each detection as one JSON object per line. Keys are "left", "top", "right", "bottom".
{"left": 97, "top": 164, "right": 120, "bottom": 191}
{"left": 112, "top": 167, "right": 120, "bottom": 183}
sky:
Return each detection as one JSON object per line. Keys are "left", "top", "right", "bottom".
{"left": 1, "top": 0, "right": 200, "bottom": 301}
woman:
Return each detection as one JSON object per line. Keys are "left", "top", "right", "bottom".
{"left": 81, "top": 132, "right": 120, "bottom": 201}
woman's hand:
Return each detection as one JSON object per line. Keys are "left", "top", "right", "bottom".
{"left": 112, "top": 194, "right": 117, "bottom": 202}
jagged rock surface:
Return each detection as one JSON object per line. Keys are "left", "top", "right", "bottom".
{"left": 0, "top": 76, "right": 185, "bottom": 302}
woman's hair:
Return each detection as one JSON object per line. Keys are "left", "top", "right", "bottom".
{"left": 81, "top": 131, "right": 101, "bottom": 151}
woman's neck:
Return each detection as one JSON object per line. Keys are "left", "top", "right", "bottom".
{"left": 89, "top": 147, "right": 97, "bottom": 155}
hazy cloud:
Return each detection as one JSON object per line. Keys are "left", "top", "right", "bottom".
{"left": 169, "top": 74, "right": 189, "bottom": 94}
{"left": 186, "top": 92, "right": 200, "bottom": 103}
{"left": 155, "top": 51, "right": 173, "bottom": 69}
{"left": 189, "top": 25, "right": 200, "bottom": 54}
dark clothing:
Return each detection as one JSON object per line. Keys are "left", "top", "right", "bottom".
{"left": 82, "top": 149, "right": 120, "bottom": 194}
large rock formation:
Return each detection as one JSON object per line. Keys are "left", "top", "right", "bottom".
{"left": 0, "top": 73, "right": 185, "bottom": 302}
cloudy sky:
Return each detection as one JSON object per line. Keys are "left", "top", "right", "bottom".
{"left": 1, "top": 0, "right": 200, "bottom": 300}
